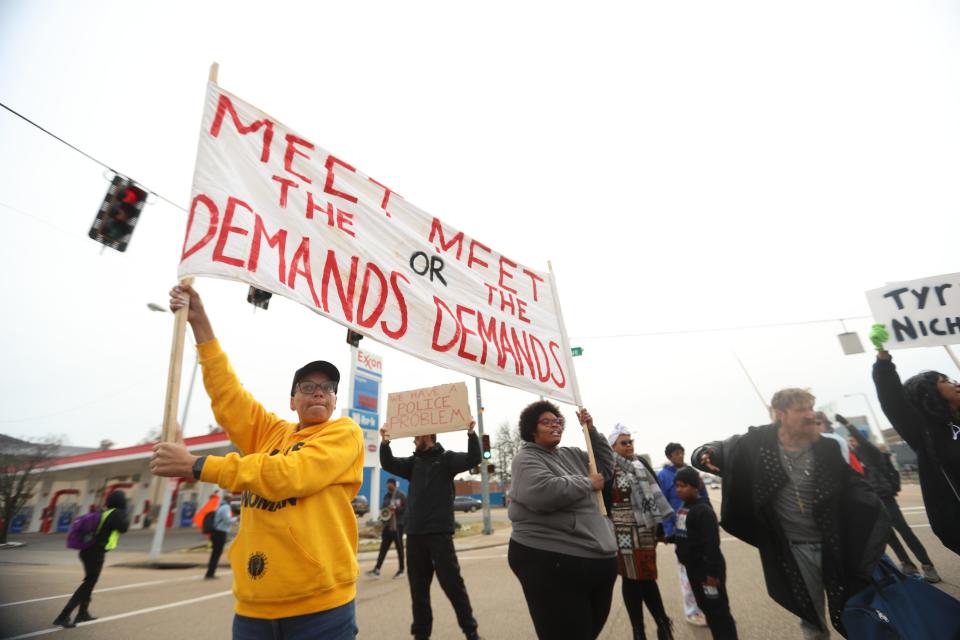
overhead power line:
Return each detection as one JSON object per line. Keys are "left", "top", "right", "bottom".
{"left": 572, "top": 315, "right": 873, "bottom": 340}
{"left": 0, "top": 100, "right": 188, "bottom": 213}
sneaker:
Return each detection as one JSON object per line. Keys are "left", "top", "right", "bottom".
{"left": 53, "top": 615, "right": 76, "bottom": 628}
{"left": 900, "top": 561, "right": 919, "bottom": 576}
{"left": 75, "top": 611, "right": 98, "bottom": 622}
{"left": 393, "top": 569, "right": 405, "bottom": 579}
{"left": 365, "top": 568, "right": 380, "bottom": 577}
{"left": 685, "top": 612, "right": 707, "bottom": 627}
{"left": 922, "top": 564, "right": 942, "bottom": 583}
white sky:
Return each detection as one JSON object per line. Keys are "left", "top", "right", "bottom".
{"left": 2, "top": 0, "right": 959, "bottom": 463}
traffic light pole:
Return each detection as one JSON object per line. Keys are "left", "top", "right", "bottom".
{"left": 475, "top": 378, "right": 493, "bottom": 535}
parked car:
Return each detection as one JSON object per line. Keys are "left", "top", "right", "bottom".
{"left": 453, "top": 496, "right": 482, "bottom": 512}
{"left": 352, "top": 495, "right": 369, "bottom": 516}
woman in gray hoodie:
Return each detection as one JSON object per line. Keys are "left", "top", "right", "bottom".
{"left": 507, "top": 400, "right": 617, "bottom": 640}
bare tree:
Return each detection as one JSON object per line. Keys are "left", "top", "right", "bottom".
{"left": 0, "top": 435, "right": 60, "bottom": 544}
{"left": 98, "top": 439, "right": 115, "bottom": 450}
{"left": 137, "top": 427, "right": 160, "bottom": 445}
{"left": 494, "top": 421, "right": 521, "bottom": 488}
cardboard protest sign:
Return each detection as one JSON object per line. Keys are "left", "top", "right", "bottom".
{"left": 866, "top": 272, "right": 960, "bottom": 349}
{"left": 179, "top": 81, "right": 580, "bottom": 404}
{"left": 384, "top": 383, "right": 472, "bottom": 438}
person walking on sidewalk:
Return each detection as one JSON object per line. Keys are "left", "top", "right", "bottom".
{"left": 206, "top": 491, "right": 238, "bottom": 579}
{"left": 656, "top": 443, "right": 709, "bottom": 628}
{"left": 606, "top": 424, "right": 675, "bottom": 640}
{"left": 54, "top": 490, "right": 129, "bottom": 628}
{"left": 367, "top": 478, "right": 407, "bottom": 578}
{"left": 379, "top": 424, "right": 482, "bottom": 640}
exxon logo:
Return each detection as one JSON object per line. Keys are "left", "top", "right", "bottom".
{"left": 357, "top": 350, "right": 383, "bottom": 373}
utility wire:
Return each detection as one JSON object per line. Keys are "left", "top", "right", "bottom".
{"left": 572, "top": 315, "right": 873, "bottom": 340}
{"left": 0, "top": 100, "right": 188, "bottom": 213}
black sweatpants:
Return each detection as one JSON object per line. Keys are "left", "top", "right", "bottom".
{"left": 207, "top": 530, "right": 227, "bottom": 577}
{"left": 508, "top": 539, "right": 618, "bottom": 640}
{"left": 685, "top": 566, "right": 738, "bottom": 640}
{"left": 406, "top": 533, "right": 477, "bottom": 639}
{"left": 882, "top": 496, "right": 932, "bottom": 566}
{"left": 375, "top": 524, "right": 404, "bottom": 572}
{"left": 60, "top": 548, "right": 105, "bottom": 617}
{"left": 622, "top": 577, "right": 669, "bottom": 637}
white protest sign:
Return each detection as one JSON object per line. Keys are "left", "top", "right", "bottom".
{"left": 866, "top": 272, "right": 960, "bottom": 350}
{"left": 384, "top": 383, "right": 472, "bottom": 438}
{"left": 179, "top": 82, "right": 580, "bottom": 404}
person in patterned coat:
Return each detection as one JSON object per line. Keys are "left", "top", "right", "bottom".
{"left": 605, "top": 424, "right": 676, "bottom": 640}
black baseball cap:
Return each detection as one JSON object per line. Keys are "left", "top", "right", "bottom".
{"left": 291, "top": 361, "right": 340, "bottom": 396}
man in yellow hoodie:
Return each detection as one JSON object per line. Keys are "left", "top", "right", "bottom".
{"left": 151, "top": 284, "right": 364, "bottom": 640}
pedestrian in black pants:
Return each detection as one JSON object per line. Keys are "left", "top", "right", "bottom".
{"left": 837, "top": 414, "right": 941, "bottom": 582}
{"left": 380, "top": 423, "right": 481, "bottom": 640}
{"left": 206, "top": 491, "right": 237, "bottom": 579}
{"left": 671, "top": 467, "right": 737, "bottom": 640}
{"left": 54, "top": 490, "right": 129, "bottom": 628}
{"left": 367, "top": 478, "right": 406, "bottom": 578}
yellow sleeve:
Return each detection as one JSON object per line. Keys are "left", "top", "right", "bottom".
{"left": 197, "top": 339, "right": 286, "bottom": 455}
{"left": 199, "top": 419, "right": 363, "bottom": 501}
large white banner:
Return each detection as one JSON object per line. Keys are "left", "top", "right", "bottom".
{"left": 866, "top": 272, "right": 960, "bottom": 349}
{"left": 180, "top": 82, "right": 580, "bottom": 404}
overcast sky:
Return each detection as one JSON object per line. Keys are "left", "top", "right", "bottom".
{"left": 2, "top": 0, "right": 959, "bottom": 463}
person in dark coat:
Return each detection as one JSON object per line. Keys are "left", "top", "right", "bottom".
{"left": 380, "top": 424, "right": 482, "bottom": 640}
{"left": 870, "top": 334, "right": 960, "bottom": 559}
{"left": 692, "top": 388, "right": 889, "bottom": 639}
{"left": 54, "top": 490, "right": 130, "bottom": 627}
{"left": 837, "top": 414, "right": 941, "bottom": 582}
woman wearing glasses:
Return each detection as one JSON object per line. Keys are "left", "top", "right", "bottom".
{"left": 871, "top": 332, "right": 960, "bottom": 558}
{"left": 606, "top": 424, "right": 676, "bottom": 640}
{"left": 507, "top": 400, "right": 618, "bottom": 640}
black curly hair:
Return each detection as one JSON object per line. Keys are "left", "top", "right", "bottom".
{"left": 518, "top": 400, "right": 562, "bottom": 443}
{"left": 904, "top": 370, "right": 956, "bottom": 425}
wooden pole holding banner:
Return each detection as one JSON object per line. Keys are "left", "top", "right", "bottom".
{"left": 944, "top": 345, "right": 960, "bottom": 374}
{"left": 148, "top": 276, "right": 194, "bottom": 560}
{"left": 547, "top": 261, "right": 606, "bottom": 516}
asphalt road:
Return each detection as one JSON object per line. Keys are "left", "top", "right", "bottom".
{"left": 1, "top": 485, "right": 957, "bottom": 639}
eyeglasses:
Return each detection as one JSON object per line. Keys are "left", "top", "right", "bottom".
{"left": 618, "top": 439, "right": 635, "bottom": 445}
{"left": 537, "top": 418, "right": 563, "bottom": 427}
{"left": 296, "top": 381, "right": 338, "bottom": 395}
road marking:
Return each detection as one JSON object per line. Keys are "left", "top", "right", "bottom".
{"left": 0, "top": 574, "right": 217, "bottom": 608}
{"left": 0, "top": 590, "right": 232, "bottom": 640}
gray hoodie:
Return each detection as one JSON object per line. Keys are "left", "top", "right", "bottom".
{"left": 508, "top": 426, "right": 617, "bottom": 558}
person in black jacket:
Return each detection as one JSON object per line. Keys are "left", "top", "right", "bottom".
{"left": 692, "top": 388, "right": 889, "bottom": 639}
{"left": 671, "top": 466, "right": 738, "bottom": 640}
{"left": 836, "top": 414, "right": 941, "bottom": 582}
{"left": 380, "top": 423, "right": 482, "bottom": 640}
{"left": 54, "top": 490, "right": 130, "bottom": 628}
{"left": 870, "top": 334, "right": 960, "bottom": 559}
{"left": 367, "top": 478, "right": 407, "bottom": 578}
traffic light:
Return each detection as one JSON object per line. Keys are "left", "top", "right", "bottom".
{"left": 89, "top": 175, "right": 147, "bottom": 252}
{"left": 481, "top": 434, "right": 492, "bottom": 460}
{"left": 346, "top": 329, "right": 364, "bottom": 347}
{"left": 247, "top": 286, "right": 272, "bottom": 310}
{"left": 486, "top": 463, "right": 495, "bottom": 475}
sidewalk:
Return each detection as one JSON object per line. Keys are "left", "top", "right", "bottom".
{"left": 0, "top": 523, "right": 513, "bottom": 570}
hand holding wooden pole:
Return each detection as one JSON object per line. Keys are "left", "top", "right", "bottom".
{"left": 577, "top": 407, "right": 607, "bottom": 516}
{"left": 161, "top": 277, "right": 194, "bottom": 443}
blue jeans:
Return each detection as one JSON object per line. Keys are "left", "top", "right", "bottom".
{"left": 233, "top": 601, "right": 356, "bottom": 640}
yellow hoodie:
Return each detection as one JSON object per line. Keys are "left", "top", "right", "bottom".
{"left": 195, "top": 339, "right": 364, "bottom": 619}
